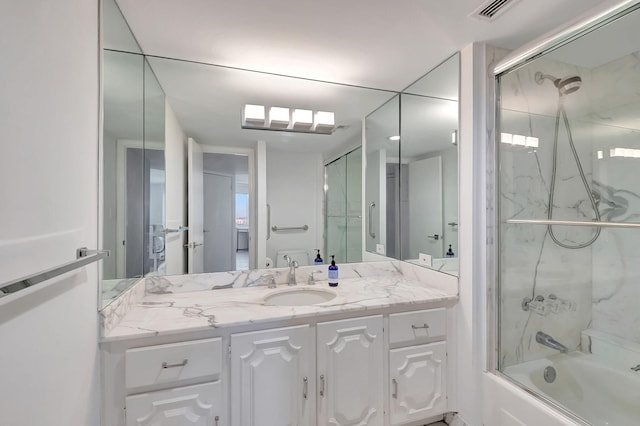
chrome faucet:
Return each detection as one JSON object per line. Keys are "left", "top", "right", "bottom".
{"left": 283, "top": 255, "right": 298, "bottom": 286}
{"left": 536, "top": 332, "right": 568, "bottom": 354}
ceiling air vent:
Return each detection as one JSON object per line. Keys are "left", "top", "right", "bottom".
{"left": 471, "top": 0, "right": 521, "bottom": 21}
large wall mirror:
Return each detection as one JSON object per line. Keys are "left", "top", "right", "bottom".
{"left": 101, "top": 0, "right": 460, "bottom": 308}
{"left": 364, "top": 54, "right": 460, "bottom": 275}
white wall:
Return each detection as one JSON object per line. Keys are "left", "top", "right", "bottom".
{"left": 164, "top": 102, "right": 187, "bottom": 275}
{"left": 0, "top": 1, "right": 100, "bottom": 426}
{"left": 266, "top": 150, "right": 323, "bottom": 266}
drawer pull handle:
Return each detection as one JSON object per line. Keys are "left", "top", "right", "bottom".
{"left": 320, "top": 374, "right": 325, "bottom": 397}
{"left": 392, "top": 378, "right": 398, "bottom": 399}
{"left": 162, "top": 359, "right": 188, "bottom": 369}
{"left": 411, "top": 323, "right": 430, "bottom": 330}
{"left": 303, "top": 376, "right": 308, "bottom": 399}
{"left": 214, "top": 415, "right": 219, "bottom": 426}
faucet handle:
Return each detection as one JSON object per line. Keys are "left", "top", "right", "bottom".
{"left": 307, "top": 270, "right": 323, "bottom": 285}
{"left": 261, "top": 273, "right": 276, "bottom": 289}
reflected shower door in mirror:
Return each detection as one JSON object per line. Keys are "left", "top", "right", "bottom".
{"left": 325, "top": 147, "right": 362, "bottom": 264}
{"left": 401, "top": 53, "right": 459, "bottom": 275}
{"left": 365, "top": 95, "right": 401, "bottom": 259}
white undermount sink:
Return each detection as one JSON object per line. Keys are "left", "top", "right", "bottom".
{"left": 263, "top": 287, "right": 337, "bottom": 306}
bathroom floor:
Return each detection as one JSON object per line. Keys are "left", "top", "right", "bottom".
{"left": 236, "top": 250, "right": 249, "bottom": 270}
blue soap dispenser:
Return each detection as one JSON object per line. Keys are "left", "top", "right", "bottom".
{"left": 328, "top": 255, "right": 339, "bottom": 287}
{"left": 446, "top": 244, "right": 455, "bottom": 257}
{"left": 314, "top": 249, "right": 324, "bottom": 265}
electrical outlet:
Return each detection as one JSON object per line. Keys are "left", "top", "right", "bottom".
{"left": 419, "top": 253, "right": 432, "bottom": 267}
{"left": 376, "top": 244, "right": 385, "bottom": 255}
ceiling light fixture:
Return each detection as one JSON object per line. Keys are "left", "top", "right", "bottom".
{"left": 241, "top": 104, "right": 336, "bottom": 134}
{"left": 313, "top": 111, "right": 335, "bottom": 133}
{"left": 242, "top": 104, "right": 265, "bottom": 126}
{"left": 269, "top": 107, "right": 290, "bottom": 128}
{"left": 388, "top": 135, "right": 401, "bottom": 141}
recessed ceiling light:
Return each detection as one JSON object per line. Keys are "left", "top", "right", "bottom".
{"left": 388, "top": 135, "right": 400, "bottom": 141}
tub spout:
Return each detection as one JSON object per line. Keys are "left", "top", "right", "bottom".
{"left": 536, "top": 332, "right": 568, "bottom": 354}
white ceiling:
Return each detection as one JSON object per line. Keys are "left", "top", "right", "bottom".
{"left": 115, "top": 0, "right": 605, "bottom": 91}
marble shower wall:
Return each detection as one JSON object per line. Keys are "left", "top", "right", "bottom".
{"left": 589, "top": 53, "right": 640, "bottom": 344}
{"left": 498, "top": 57, "right": 595, "bottom": 367}
{"left": 499, "top": 50, "right": 640, "bottom": 366}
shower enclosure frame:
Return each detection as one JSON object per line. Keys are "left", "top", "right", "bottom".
{"left": 487, "top": 0, "right": 640, "bottom": 424}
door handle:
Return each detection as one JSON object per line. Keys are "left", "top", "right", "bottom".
{"left": 368, "top": 202, "right": 376, "bottom": 239}
{"left": 184, "top": 242, "right": 204, "bottom": 249}
{"left": 319, "top": 374, "right": 325, "bottom": 397}
{"left": 303, "top": 376, "right": 308, "bottom": 399}
{"left": 427, "top": 234, "right": 439, "bottom": 240}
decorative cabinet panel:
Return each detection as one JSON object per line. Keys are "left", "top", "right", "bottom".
{"left": 317, "top": 315, "right": 384, "bottom": 426}
{"left": 125, "top": 381, "right": 222, "bottom": 426}
{"left": 230, "top": 325, "right": 314, "bottom": 426}
{"left": 389, "top": 342, "right": 447, "bottom": 425}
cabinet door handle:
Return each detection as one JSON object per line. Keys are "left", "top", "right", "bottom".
{"left": 214, "top": 415, "right": 219, "bottom": 426}
{"left": 319, "top": 374, "right": 325, "bottom": 397}
{"left": 161, "top": 359, "right": 188, "bottom": 369}
{"left": 392, "top": 378, "right": 398, "bottom": 399}
{"left": 411, "top": 323, "right": 430, "bottom": 330}
{"left": 303, "top": 376, "right": 308, "bottom": 399}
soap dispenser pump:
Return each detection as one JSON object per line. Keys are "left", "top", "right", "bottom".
{"left": 314, "top": 249, "right": 324, "bottom": 265}
{"left": 328, "top": 255, "right": 339, "bottom": 287}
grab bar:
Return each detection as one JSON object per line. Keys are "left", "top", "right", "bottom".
{"left": 267, "top": 204, "right": 271, "bottom": 240}
{"left": 0, "top": 247, "right": 109, "bottom": 298}
{"left": 368, "top": 201, "right": 376, "bottom": 239}
{"left": 506, "top": 219, "right": 640, "bottom": 229}
{"left": 271, "top": 225, "right": 309, "bottom": 232}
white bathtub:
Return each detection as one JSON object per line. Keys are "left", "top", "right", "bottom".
{"left": 504, "top": 352, "right": 640, "bottom": 425}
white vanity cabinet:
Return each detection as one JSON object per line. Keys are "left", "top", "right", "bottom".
{"left": 122, "top": 338, "right": 225, "bottom": 426}
{"left": 317, "top": 315, "right": 384, "bottom": 426}
{"left": 230, "top": 325, "right": 315, "bottom": 426}
{"left": 388, "top": 309, "right": 447, "bottom": 425}
{"left": 229, "top": 315, "right": 384, "bottom": 426}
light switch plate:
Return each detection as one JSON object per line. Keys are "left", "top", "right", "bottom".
{"left": 376, "top": 244, "right": 385, "bottom": 255}
{"left": 419, "top": 253, "right": 432, "bottom": 266}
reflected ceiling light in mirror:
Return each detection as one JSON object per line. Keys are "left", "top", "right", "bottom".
{"left": 451, "top": 130, "right": 457, "bottom": 145}
{"left": 313, "top": 111, "right": 335, "bottom": 133}
{"left": 388, "top": 135, "right": 401, "bottom": 141}
{"left": 243, "top": 104, "right": 265, "bottom": 126}
{"left": 501, "top": 132, "right": 538, "bottom": 148}
{"left": 241, "top": 104, "right": 336, "bottom": 134}
{"left": 610, "top": 147, "right": 640, "bottom": 158}
{"left": 292, "top": 109, "right": 313, "bottom": 130}
{"left": 269, "top": 107, "right": 290, "bottom": 128}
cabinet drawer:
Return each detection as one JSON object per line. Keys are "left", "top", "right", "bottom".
{"left": 389, "top": 308, "right": 446, "bottom": 345}
{"left": 126, "top": 381, "right": 223, "bottom": 426}
{"left": 125, "top": 338, "right": 222, "bottom": 390}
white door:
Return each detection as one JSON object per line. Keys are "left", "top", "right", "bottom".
{"left": 125, "top": 381, "right": 222, "bottom": 426}
{"left": 409, "top": 156, "right": 443, "bottom": 258}
{"left": 230, "top": 325, "right": 315, "bottom": 426}
{"left": 187, "top": 138, "right": 204, "bottom": 273}
{"left": 317, "top": 316, "right": 384, "bottom": 426}
{"left": 389, "top": 342, "right": 447, "bottom": 425}
{"left": 203, "top": 172, "right": 234, "bottom": 272}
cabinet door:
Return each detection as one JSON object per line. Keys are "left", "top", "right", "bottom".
{"left": 317, "top": 315, "right": 384, "bottom": 426}
{"left": 125, "top": 381, "right": 222, "bottom": 426}
{"left": 389, "top": 342, "right": 447, "bottom": 425}
{"left": 231, "top": 325, "right": 314, "bottom": 426}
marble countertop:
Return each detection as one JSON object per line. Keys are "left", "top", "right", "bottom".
{"left": 102, "top": 274, "right": 457, "bottom": 342}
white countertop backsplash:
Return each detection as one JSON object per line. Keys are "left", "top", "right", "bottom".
{"left": 100, "top": 261, "right": 458, "bottom": 342}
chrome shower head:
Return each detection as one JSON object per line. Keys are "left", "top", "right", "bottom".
{"left": 535, "top": 72, "right": 582, "bottom": 96}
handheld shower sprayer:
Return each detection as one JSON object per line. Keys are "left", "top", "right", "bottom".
{"left": 535, "top": 71, "right": 600, "bottom": 249}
